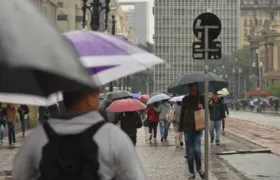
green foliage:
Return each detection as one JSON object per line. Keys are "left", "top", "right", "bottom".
{"left": 232, "top": 45, "right": 251, "bottom": 71}
{"left": 130, "top": 71, "right": 153, "bottom": 93}
{"left": 265, "top": 83, "right": 280, "bottom": 98}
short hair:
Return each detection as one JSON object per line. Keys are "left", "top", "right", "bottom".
{"left": 62, "top": 86, "right": 100, "bottom": 109}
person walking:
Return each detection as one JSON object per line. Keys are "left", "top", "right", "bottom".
{"left": 18, "top": 104, "right": 29, "bottom": 137}
{"left": 209, "top": 93, "right": 226, "bottom": 145}
{"left": 38, "top": 106, "right": 50, "bottom": 124}
{"left": 146, "top": 103, "right": 160, "bottom": 142}
{"left": 6, "top": 104, "right": 17, "bottom": 146}
{"left": 0, "top": 103, "right": 6, "bottom": 144}
{"left": 178, "top": 83, "right": 205, "bottom": 179}
{"left": 170, "top": 102, "right": 183, "bottom": 147}
{"left": 158, "top": 100, "right": 170, "bottom": 142}
{"left": 115, "top": 111, "right": 142, "bottom": 145}
{"left": 13, "top": 86, "right": 148, "bottom": 180}
{"left": 220, "top": 97, "right": 229, "bottom": 131}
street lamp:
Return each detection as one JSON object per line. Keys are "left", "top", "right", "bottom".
{"left": 82, "top": 0, "right": 111, "bottom": 31}
{"left": 252, "top": 54, "right": 263, "bottom": 112}
{"left": 238, "top": 68, "right": 242, "bottom": 98}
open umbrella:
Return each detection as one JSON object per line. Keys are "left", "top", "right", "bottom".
{"left": 150, "top": 92, "right": 162, "bottom": 97}
{"left": 167, "top": 72, "right": 228, "bottom": 95}
{"left": 169, "top": 95, "right": 185, "bottom": 102}
{"left": 140, "top": 94, "right": 149, "bottom": 100}
{"left": 64, "top": 30, "right": 164, "bottom": 85}
{"left": 0, "top": 0, "right": 96, "bottom": 105}
{"left": 106, "top": 99, "right": 146, "bottom": 112}
{"left": 217, "top": 88, "right": 229, "bottom": 97}
{"left": 104, "top": 90, "right": 133, "bottom": 101}
{"left": 147, "top": 94, "right": 171, "bottom": 105}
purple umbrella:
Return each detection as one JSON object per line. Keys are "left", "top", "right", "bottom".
{"left": 133, "top": 93, "right": 141, "bottom": 99}
{"left": 64, "top": 30, "right": 164, "bottom": 85}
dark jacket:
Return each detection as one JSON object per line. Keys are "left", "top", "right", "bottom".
{"left": 179, "top": 95, "right": 204, "bottom": 132}
{"left": 18, "top": 105, "right": 29, "bottom": 121}
{"left": 224, "top": 103, "right": 229, "bottom": 116}
{"left": 0, "top": 107, "right": 6, "bottom": 127}
{"left": 38, "top": 106, "right": 50, "bottom": 121}
{"left": 117, "top": 111, "right": 142, "bottom": 136}
{"left": 209, "top": 99, "right": 226, "bottom": 121}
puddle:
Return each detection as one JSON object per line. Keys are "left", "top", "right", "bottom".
{"left": 220, "top": 153, "right": 280, "bottom": 180}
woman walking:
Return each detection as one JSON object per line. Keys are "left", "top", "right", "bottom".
{"left": 0, "top": 103, "right": 6, "bottom": 144}
{"left": 146, "top": 103, "right": 160, "bottom": 142}
{"left": 6, "top": 104, "right": 17, "bottom": 146}
{"left": 173, "top": 102, "right": 184, "bottom": 147}
{"left": 116, "top": 111, "right": 142, "bottom": 146}
{"left": 158, "top": 100, "right": 170, "bottom": 142}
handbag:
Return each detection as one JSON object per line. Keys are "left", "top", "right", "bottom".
{"left": 143, "top": 118, "right": 151, "bottom": 127}
{"left": 194, "top": 108, "right": 205, "bottom": 131}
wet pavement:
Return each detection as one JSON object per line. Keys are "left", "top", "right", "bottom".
{"left": 136, "top": 125, "right": 272, "bottom": 180}
{"left": 229, "top": 111, "right": 280, "bottom": 129}
{"left": 1, "top": 120, "right": 279, "bottom": 180}
{"left": 220, "top": 153, "right": 280, "bottom": 180}
{"left": 225, "top": 113, "right": 280, "bottom": 156}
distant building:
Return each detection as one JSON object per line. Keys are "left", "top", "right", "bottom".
{"left": 119, "top": 0, "right": 149, "bottom": 44}
{"left": 153, "top": 0, "right": 240, "bottom": 92}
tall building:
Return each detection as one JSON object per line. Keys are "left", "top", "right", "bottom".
{"left": 153, "top": 0, "right": 240, "bottom": 92}
{"left": 119, "top": 0, "right": 149, "bottom": 44}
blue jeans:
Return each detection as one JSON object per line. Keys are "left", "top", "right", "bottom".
{"left": 184, "top": 131, "right": 203, "bottom": 174}
{"left": 0, "top": 124, "right": 4, "bottom": 142}
{"left": 159, "top": 120, "right": 168, "bottom": 139}
{"left": 21, "top": 119, "right": 27, "bottom": 136}
{"left": 210, "top": 120, "right": 222, "bottom": 142}
{"left": 8, "top": 122, "right": 15, "bottom": 145}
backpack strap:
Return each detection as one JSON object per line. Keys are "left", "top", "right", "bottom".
{"left": 42, "top": 122, "right": 57, "bottom": 141}
{"left": 83, "top": 120, "right": 106, "bottom": 139}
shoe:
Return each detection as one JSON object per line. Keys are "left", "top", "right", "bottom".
{"left": 161, "top": 137, "right": 164, "bottom": 142}
{"left": 188, "top": 173, "right": 195, "bottom": 179}
{"left": 210, "top": 139, "right": 214, "bottom": 143}
{"left": 198, "top": 169, "right": 205, "bottom": 179}
{"left": 184, "top": 154, "right": 188, "bottom": 159}
{"left": 149, "top": 134, "right": 152, "bottom": 141}
{"left": 216, "top": 141, "right": 220, "bottom": 145}
{"left": 180, "top": 142, "right": 183, "bottom": 146}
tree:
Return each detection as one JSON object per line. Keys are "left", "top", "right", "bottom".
{"left": 265, "top": 83, "right": 280, "bottom": 98}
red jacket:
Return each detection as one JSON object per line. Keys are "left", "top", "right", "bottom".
{"left": 146, "top": 106, "right": 159, "bottom": 122}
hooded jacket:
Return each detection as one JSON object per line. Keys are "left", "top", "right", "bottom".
{"left": 12, "top": 111, "right": 148, "bottom": 180}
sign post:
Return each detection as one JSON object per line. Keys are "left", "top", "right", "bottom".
{"left": 193, "top": 12, "right": 222, "bottom": 180}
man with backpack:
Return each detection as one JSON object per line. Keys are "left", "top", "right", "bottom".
{"left": 12, "top": 86, "right": 148, "bottom": 180}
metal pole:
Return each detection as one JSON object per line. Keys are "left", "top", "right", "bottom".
{"left": 147, "top": 72, "right": 150, "bottom": 94}
{"left": 244, "top": 76, "right": 246, "bottom": 95}
{"left": 238, "top": 73, "right": 240, "bottom": 98}
{"left": 109, "top": 15, "right": 115, "bottom": 92}
{"left": 204, "top": 26, "right": 209, "bottom": 180}
{"left": 256, "top": 53, "right": 261, "bottom": 112}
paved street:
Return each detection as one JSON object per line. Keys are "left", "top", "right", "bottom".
{"left": 226, "top": 111, "right": 280, "bottom": 156}
{"left": 229, "top": 111, "right": 280, "bottom": 129}
{"left": 1, "top": 114, "right": 280, "bottom": 179}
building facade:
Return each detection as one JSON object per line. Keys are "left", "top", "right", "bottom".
{"left": 240, "top": 0, "right": 280, "bottom": 91}
{"left": 56, "top": 0, "right": 85, "bottom": 32}
{"left": 153, "top": 0, "right": 240, "bottom": 92}
{"left": 32, "top": 0, "right": 57, "bottom": 23}
{"left": 119, "top": 0, "right": 149, "bottom": 44}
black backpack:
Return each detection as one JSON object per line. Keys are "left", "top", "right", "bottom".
{"left": 39, "top": 121, "right": 106, "bottom": 180}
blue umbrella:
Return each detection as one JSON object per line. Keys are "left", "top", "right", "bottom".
{"left": 133, "top": 93, "right": 141, "bottom": 99}
{"left": 147, "top": 94, "right": 171, "bottom": 105}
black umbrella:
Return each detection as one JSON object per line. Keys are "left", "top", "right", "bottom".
{"left": 167, "top": 72, "right": 228, "bottom": 95}
{"left": 104, "top": 90, "right": 133, "bottom": 101}
{"left": 0, "top": 0, "right": 97, "bottom": 103}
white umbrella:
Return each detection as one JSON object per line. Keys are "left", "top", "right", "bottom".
{"left": 147, "top": 94, "right": 171, "bottom": 105}
{"left": 217, "top": 88, "right": 230, "bottom": 97}
{"left": 0, "top": 93, "right": 62, "bottom": 106}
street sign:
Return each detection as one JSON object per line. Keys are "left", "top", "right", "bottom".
{"left": 193, "top": 12, "right": 221, "bottom": 41}
{"left": 192, "top": 41, "right": 222, "bottom": 60}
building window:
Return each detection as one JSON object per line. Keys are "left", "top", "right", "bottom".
{"left": 57, "top": 2, "right": 63, "bottom": 8}
{"left": 57, "top": 14, "right": 68, "bottom": 21}
{"left": 75, "top": 16, "right": 83, "bottom": 22}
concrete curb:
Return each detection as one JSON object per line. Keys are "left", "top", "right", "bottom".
{"left": 216, "top": 149, "right": 271, "bottom": 155}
